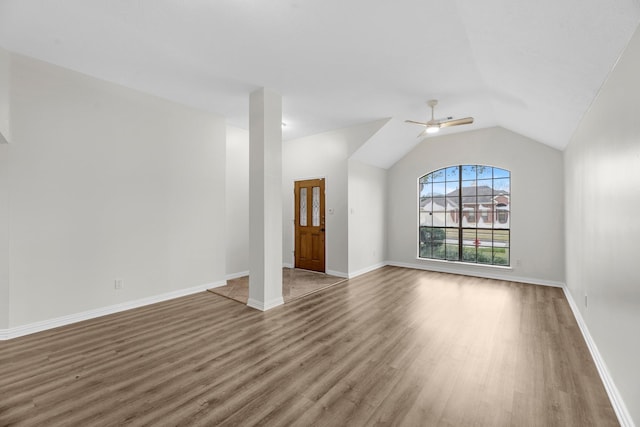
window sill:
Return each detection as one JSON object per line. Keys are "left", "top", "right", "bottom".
{"left": 416, "top": 257, "right": 513, "bottom": 270}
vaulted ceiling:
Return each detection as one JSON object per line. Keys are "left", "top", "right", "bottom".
{"left": 1, "top": 0, "right": 639, "bottom": 167}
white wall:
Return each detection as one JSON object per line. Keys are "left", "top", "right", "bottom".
{"left": 283, "top": 120, "right": 385, "bottom": 276}
{"left": 0, "top": 144, "right": 7, "bottom": 330}
{"left": 225, "top": 126, "right": 249, "bottom": 278}
{"left": 0, "top": 47, "right": 8, "bottom": 329}
{"left": 5, "top": 53, "right": 226, "bottom": 328}
{"left": 0, "top": 47, "right": 9, "bottom": 144}
{"left": 348, "top": 159, "right": 387, "bottom": 276}
{"left": 564, "top": 25, "right": 640, "bottom": 426}
{"left": 387, "top": 126, "right": 565, "bottom": 285}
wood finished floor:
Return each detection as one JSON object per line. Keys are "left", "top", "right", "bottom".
{"left": 0, "top": 266, "right": 618, "bottom": 426}
{"left": 209, "top": 268, "right": 346, "bottom": 304}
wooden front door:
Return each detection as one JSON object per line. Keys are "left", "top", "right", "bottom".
{"left": 294, "top": 178, "right": 325, "bottom": 272}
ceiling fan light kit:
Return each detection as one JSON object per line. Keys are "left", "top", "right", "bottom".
{"left": 405, "top": 99, "right": 474, "bottom": 137}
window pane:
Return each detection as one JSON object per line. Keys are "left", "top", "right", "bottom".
{"left": 419, "top": 226, "right": 431, "bottom": 258}
{"left": 477, "top": 179, "right": 493, "bottom": 193}
{"left": 493, "top": 230, "right": 510, "bottom": 247}
{"left": 446, "top": 211, "right": 459, "bottom": 227}
{"left": 432, "top": 169, "right": 446, "bottom": 182}
{"left": 420, "top": 182, "right": 432, "bottom": 198}
{"left": 493, "top": 178, "right": 510, "bottom": 194}
{"left": 446, "top": 197, "right": 459, "bottom": 227}
{"left": 493, "top": 248, "right": 509, "bottom": 266}
{"left": 446, "top": 243, "right": 459, "bottom": 260}
{"left": 419, "top": 211, "right": 433, "bottom": 227}
{"left": 462, "top": 165, "right": 476, "bottom": 181}
{"left": 421, "top": 227, "right": 445, "bottom": 244}
{"left": 461, "top": 181, "right": 477, "bottom": 205}
{"left": 431, "top": 197, "right": 446, "bottom": 212}
{"left": 462, "top": 206, "right": 476, "bottom": 225}
{"left": 477, "top": 165, "right": 492, "bottom": 179}
{"left": 446, "top": 180, "right": 459, "bottom": 195}
{"left": 433, "top": 182, "right": 446, "bottom": 196}
{"left": 300, "top": 188, "right": 307, "bottom": 226}
{"left": 419, "top": 241, "right": 431, "bottom": 258}
{"left": 477, "top": 247, "right": 493, "bottom": 264}
{"left": 477, "top": 204, "right": 491, "bottom": 228}
{"left": 463, "top": 229, "right": 476, "bottom": 246}
{"left": 446, "top": 228, "right": 458, "bottom": 242}
{"left": 446, "top": 166, "right": 459, "bottom": 181}
{"left": 493, "top": 168, "right": 510, "bottom": 179}
{"left": 446, "top": 196, "right": 459, "bottom": 211}
{"left": 476, "top": 229, "right": 493, "bottom": 247}
{"left": 463, "top": 246, "right": 477, "bottom": 262}
{"left": 494, "top": 208, "right": 510, "bottom": 228}
{"left": 312, "top": 186, "right": 320, "bottom": 226}
{"left": 432, "top": 247, "right": 445, "bottom": 259}
{"left": 427, "top": 227, "right": 446, "bottom": 259}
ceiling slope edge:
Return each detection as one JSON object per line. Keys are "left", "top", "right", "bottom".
{"left": 350, "top": 117, "right": 431, "bottom": 170}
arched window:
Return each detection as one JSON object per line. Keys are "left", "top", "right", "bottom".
{"left": 418, "top": 165, "right": 510, "bottom": 266}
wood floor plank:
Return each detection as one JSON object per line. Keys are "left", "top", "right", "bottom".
{"left": 0, "top": 266, "right": 619, "bottom": 426}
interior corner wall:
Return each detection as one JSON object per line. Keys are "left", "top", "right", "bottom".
{"left": 283, "top": 121, "right": 386, "bottom": 276}
{"left": 6, "top": 53, "right": 226, "bottom": 328}
{"left": 387, "top": 126, "right": 565, "bottom": 285}
{"left": 0, "top": 47, "right": 9, "bottom": 329}
{"left": 0, "top": 46, "right": 10, "bottom": 145}
{"left": 347, "top": 159, "right": 387, "bottom": 277}
{"left": 564, "top": 25, "right": 640, "bottom": 426}
{"left": 225, "top": 126, "right": 250, "bottom": 278}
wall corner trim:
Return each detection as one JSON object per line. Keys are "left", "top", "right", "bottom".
{"left": 247, "top": 297, "right": 284, "bottom": 312}
{"left": 0, "top": 280, "right": 226, "bottom": 341}
{"left": 562, "top": 287, "right": 635, "bottom": 427}
{"left": 348, "top": 262, "right": 388, "bottom": 279}
{"left": 226, "top": 270, "right": 250, "bottom": 281}
{"left": 326, "top": 270, "right": 348, "bottom": 279}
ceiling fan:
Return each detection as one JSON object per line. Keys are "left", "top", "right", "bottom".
{"left": 405, "top": 99, "right": 474, "bottom": 137}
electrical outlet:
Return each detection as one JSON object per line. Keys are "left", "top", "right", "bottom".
{"left": 114, "top": 279, "right": 123, "bottom": 290}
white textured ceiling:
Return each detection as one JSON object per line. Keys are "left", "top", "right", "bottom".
{"left": 1, "top": 0, "right": 639, "bottom": 167}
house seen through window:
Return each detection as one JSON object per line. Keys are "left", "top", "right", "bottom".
{"left": 418, "top": 165, "right": 510, "bottom": 266}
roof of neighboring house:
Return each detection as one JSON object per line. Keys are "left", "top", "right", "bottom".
{"left": 421, "top": 185, "right": 510, "bottom": 210}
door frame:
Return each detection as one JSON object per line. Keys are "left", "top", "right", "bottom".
{"left": 291, "top": 176, "right": 327, "bottom": 272}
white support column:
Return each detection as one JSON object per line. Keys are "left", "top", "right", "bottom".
{"left": 247, "top": 88, "right": 284, "bottom": 311}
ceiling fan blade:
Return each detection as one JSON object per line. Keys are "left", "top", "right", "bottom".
{"left": 417, "top": 128, "right": 428, "bottom": 138}
{"left": 439, "top": 117, "right": 474, "bottom": 128}
{"left": 405, "top": 120, "right": 428, "bottom": 127}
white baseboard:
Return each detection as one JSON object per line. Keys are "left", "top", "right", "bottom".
{"left": 247, "top": 296, "right": 284, "bottom": 312}
{"left": 562, "top": 287, "right": 635, "bottom": 427}
{"left": 387, "top": 260, "right": 565, "bottom": 288}
{"left": 0, "top": 280, "right": 226, "bottom": 341}
{"left": 226, "top": 270, "right": 249, "bottom": 280}
{"left": 283, "top": 262, "right": 294, "bottom": 269}
{"left": 326, "top": 269, "right": 348, "bottom": 279}
{"left": 348, "top": 262, "right": 388, "bottom": 279}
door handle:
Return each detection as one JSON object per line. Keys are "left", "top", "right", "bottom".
{"left": 321, "top": 228, "right": 325, "bottom": 232}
